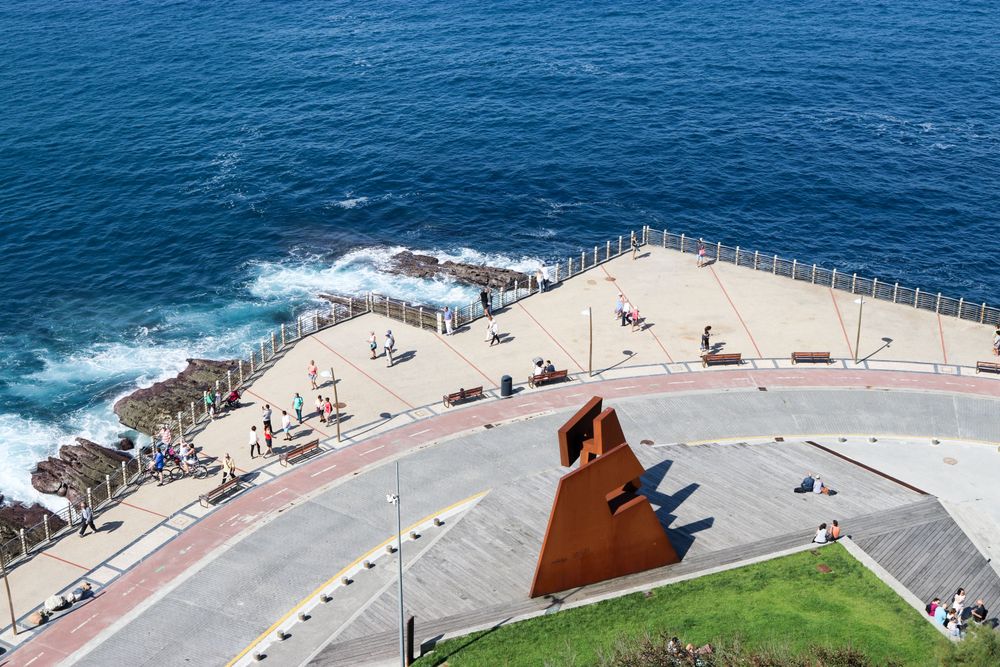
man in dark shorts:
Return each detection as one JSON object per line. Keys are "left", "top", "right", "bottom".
{"left": 970, "top": 599, "right": 988, "bottom": 624}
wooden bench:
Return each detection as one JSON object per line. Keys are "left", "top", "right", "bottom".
{"left": 791, "top": 351, "right": 832, "bottom": 364}
{"left": 702, "top": 353, "right": 742, "bottom": 368}
{"left": 199, "top": 477, "right": 244, "bottom": 507}
{"left": 528, "top": 369, "right": 568, "bottom": 388}
{"left": 279, "top": 439, "right": 321, "bottom": 467}
{"left": 442, "top": 386, "right": 484, "bottom": 408}
{"left": 976, "top": 361, "right": 1000, "bottom": 374}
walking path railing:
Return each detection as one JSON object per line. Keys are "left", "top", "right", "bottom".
{"left": 644, "top": 227, "right": 1000, "bottom": 327}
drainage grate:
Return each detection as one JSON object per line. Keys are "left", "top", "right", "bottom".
{"left": 640, "top": 439, "right": 654, "bottom": 446}
{"left": 483, "top": 423, "right": 494, "bottom": 429}
{"left": 758, "top": 386, "right": 768, "bottom": 391}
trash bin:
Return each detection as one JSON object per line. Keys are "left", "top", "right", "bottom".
{"left": 500, "top": 374, "right": 513, "bottom": 398}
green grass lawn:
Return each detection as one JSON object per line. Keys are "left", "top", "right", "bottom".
{"left": 414, "top": 543, "right": 946, "bottom": 666}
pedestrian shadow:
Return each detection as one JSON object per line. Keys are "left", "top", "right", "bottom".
{"left": 98, "top": 520, "right": 123, "bottom": 534}
{"left": 709, "top": 342, "right": 726, "bottom": 353}
{"left": 500, "top": 334, "right": 515, "bottom": 344}
{"left": 393, "top": 350, "right": 417, "bottom": 364}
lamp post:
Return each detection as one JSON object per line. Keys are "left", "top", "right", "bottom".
{"left": 387, "top": 463, "right": 404, "bottom": 667}
{"left": 853, "top": 296, "right": 865, "bottom": 364}
{"left": 1, "top": 554, "right": 16, "bottom": 636}
{"left": 581, "top": 307, "right": 593, "bottom": 377}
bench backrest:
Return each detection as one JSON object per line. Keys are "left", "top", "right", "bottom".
{"left": 292, "top": 439, "right": 320, "bottom": 453}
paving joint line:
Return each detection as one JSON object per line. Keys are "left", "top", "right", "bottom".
{"left": 709, "top": 265, "right": 763, "bottom": 358}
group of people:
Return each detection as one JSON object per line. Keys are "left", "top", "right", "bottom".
{"left": 811, "top": 520, "right": 842, "bottom": 544}
{"left": 926, "top": 588, "right": 989, "bottom": 638}
{"left": 146, "top": 424, "right": 202, "bottom": 485}
{"left": 201, "top": 387, "right": 241, "bottom": 420}
{"left": 799, "top": 472, "right": 833, "bottom": 496}
{"left": 364, "top": 331, "right": 396, "bottom": 365}
{"left": 532, "top": 358, "right": 557, "bottom": 376}
{"left": 613, "top": 294, "right": 641, "bottom": 331}
{"left": 666, "top": 636, "right": 714, "bottom": 664}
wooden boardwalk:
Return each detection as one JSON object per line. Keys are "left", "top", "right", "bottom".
{"left": 307, "top": 440, "right": 980, "bottom": 665}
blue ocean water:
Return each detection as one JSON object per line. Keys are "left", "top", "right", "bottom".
{"left": 1, "top": 0, "right": 998, "bottom": 504}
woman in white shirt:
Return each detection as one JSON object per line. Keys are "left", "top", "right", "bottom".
{"left": 813, "top": 523, "right": 828, "bottom": 544}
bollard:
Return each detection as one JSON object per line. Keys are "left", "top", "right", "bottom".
{"left": 716, "top": 241, "right": 721, "bottom": 261}
{"left": 363, "top": 559, "right": 373, "bottom": 569}
{"left": 931, "top": 439, "right": 940, "bottom": 446}
{"left": 433, "top": 517, "right": 443, "bottom": 527}
{"left": 276, "top": 629, "right": 288, "bottom": 641}
{"left": 320, "top": 593, "right": 331, "bottom": 603}
{"left": 385, "top": 544, "right": 395, "bottom": 554}
{"left": 661, "top": 230, "right": 666, "bottom": 248}
{"left": 868, "top": 437, "right": 877, "bottom": 443}
{"left": 981, "top": 303, "right": 987, "bottom": 323}
{"left": 581, "top": 250, "right": 585, "bottom": 270}
{"left": 594, "top": 245, "right": 598, "bottom": 266}
{"left": 567, "top": 257, "right": 572, "bottom": 277}
{"left": 298, "top": 611, "right": 308, "bottom": 621}
{"left": 253, "top": 653, "right": 265, "bottom": 662}
{"left": 958, "top": 298, "right": 964, "bottom": 318}
{"left": 811, "top": 264, "right": 816, "bottom": 283}
{"left": 936, "top": 293, "right": 941, "bottom": 313}
{"left": 838, "top": 437, "right": 847, "bottom": 442}
{"left": 419, "top": 306, "right": 424, "bottom": 328}
{"left": 851, "top": 273, "right": 857, "bottom": 293}
{"left": 348, "top": 298, "right": 353, "bottom": 318}
{"left": 341, "top": 576, "right": 351, "bottom": 586}
{"left": 554, "top": 262, "right": 559, "bottom": 282}
{"left": 409, "top": 531, "right": 419, "bottom": 540}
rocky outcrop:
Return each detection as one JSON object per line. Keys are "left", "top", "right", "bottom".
{"left": 117, "top": 436, "right": 135, "bottom": 451}
{"left": 31, "top": 438, "right": 132, "bottom": 506}
{"left": 0, "top": 494, "right": 67, "bottom": 541}
{"left": 113, "top": 358, "right": 235, "bottom": 435}
{"left": 387, "top": 251, "right": 531, "bottom": 289}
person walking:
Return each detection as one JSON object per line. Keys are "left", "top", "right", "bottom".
{"left": 368, "top": 331, "right": 378, "bottom": 359}
{"left": 78, "top": 503, "right": 98, "bottom": 537}
{"left": 261, "top": 404, "right": 273, "bottom": 433}
{"left": 263, "top": 426, "right": 274, "bottom": 457}
{"left": 323, "top": 397, "right": 334, "bottom": 424}
{"left": 221, "top": 453, "right": 237, "bottom": 483}
{"left": 700, "top": 325, "right": 712, "bottom": 354}
{"left": 480, "top": 286, "right": 491, "bottom": 317}
{"left": 204, "top": 390, "right": 215, "bottom": 420}
{"left": 487, "top": 316, "right": 501, "bottom": 346}
{"left": 630, "top": 304, "right": 641, "bottom": 331}
{"left": 214, "top": 388, "right": 223, "bottom": 414}
{"left": 443, "top": 306, "right": 454, "bottom": 335}
{"left": 292, "top": 392, "right": 304, "bottom": 424}
{"left": 281, "top": 410, "right": 292, "bottom": 440}
{"left": 993, "top": 328, "right": 1000, "bottom": 356}
{"left": 621, "top": 299, "right": 633, "bottom": 327}
{"left": 248, "top": 425, "right": 261, "bottom": 459}
{"left": 307, "top": 360, "right": 319, "bottom": 390}
{"left": 697, "top": 239, "right": 707, "bottom": 268}
{"left": 614, "top": 294, "right": 624, "bottom": 321}
{"left": 384, "top": 330, "right": 395, "bottom": 366}
{"left": 315, "top": 395, "right": 325, "bottom": 422}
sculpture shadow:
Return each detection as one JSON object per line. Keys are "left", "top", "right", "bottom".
{"left": 639, "top": 458, "right": 714, "bottom": 559}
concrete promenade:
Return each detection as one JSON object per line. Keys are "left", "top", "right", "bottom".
{"left": 1, "top": 247, "right": 998, "bottom": 664}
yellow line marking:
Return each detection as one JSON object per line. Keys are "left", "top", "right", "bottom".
{"left": 679, "top": 433, "right": 1000, "bottom": 447}
{"left": 225, "top": 490, "right": 489, "bottom": 666}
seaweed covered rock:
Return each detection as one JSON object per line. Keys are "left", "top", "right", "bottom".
{"left": 31, "top": 438, "right": 132, "bottom": 505}
{"left": 0, "top": 494, "right": 67, "bottom": 541}
{"left": 113, "top": 358, "right": 235, "bottom": 434}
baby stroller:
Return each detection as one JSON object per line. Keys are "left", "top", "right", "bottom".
{"left": 225, "top": 389, "right": 241, "bottom": 410}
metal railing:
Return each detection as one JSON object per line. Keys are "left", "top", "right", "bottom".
{"left": 645, "top": 227, "right": 1000, "bottom": 328}
{"left": 1, "top": 456, "right": 146, "bottom": 570}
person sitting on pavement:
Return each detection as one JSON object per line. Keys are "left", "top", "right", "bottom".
{"left": 800, "top": 473, "right": 815, "bottom": 493}
{"left": 826, "top": 519, "right": 841, "bottom": 541}
{"left": 812, "top": 474, "right": 832, "bottom": 495}
{"left": 946, "top": 609, "right": 962, "bottom": 638}
{"left": 933, "top": 602, "right": 948, "bottom": 626}
{"left": 970, "top": 599, "right": 988, "bottom": 624}
{"left": 926, "top": 597, "right": 942, "bottom": 617}
{"left": 813, "top": 523, "right": 829, "bottom": 544}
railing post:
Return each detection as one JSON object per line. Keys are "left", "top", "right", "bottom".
{"left": 661, "top": 230, "right": 666, "bottom": 248}
{"left": 280, "top": 324, "right": 286, "bottom": 348}
{"left": 259, "top": 341, "right": 266, "bottom": 365}
{"left": 402, "top": 303, "right": 407, "bottom": 325}
{"left": 618, "top": 236, "right": 623, "bottom": 255}
{"left": 772, "top": 255, "right": 777, "bottom": 275}
{"left": 386, "top": 299, "right": 390, "bottom": 317}
{"left": 982, "top": 303, "right": 987, "bottom": 323}
{"left": 914, "top": 287, "right": 920, "bottom": 307}
{"left": 554, "top": 262, "right": 560, "bottom": 282}
{"left": 734, "top": 246, "right": 740, "bottom": 266}
{"left": 851, "top": 273, "right": 857, "bottom": 293}
{"left": 893, "top": 283, "right": 898, "bottom": 303}
{"left": 716, "top": 241, "right": 721, "bottom": 260}
{"left": 86, "top": 488, "right": 93, "bottom": 512}
{"left": 314, "top": 311, "right": 320, "bottom": 331}
{"left": 436, "top": 312, "right": 443, "bottom": 334}
{"left": 500, "top": 287, "right": 506, "bottom": 306}
{"left": 811, "top": 264, "right": 816, "bottom": 283}
{"left": 581, "top": 250, "right": 586, "bottom": 269}
{"left": 332, "top": 304, "right": 338, "bottom": 324}
{"left": 753, "top": 250, "right": 759, "bottom": 270}
{"left": 594, "top": 246, "right": 598, "bottom": 266}
{"left": 567, "top": 257, "right": 572, "bottom": 276}
{"left": 178, "top": 411, "right": 183, "bottom": 435}
{"left": 239, "top": 359, "right": 244, "bottom": 384}
{"left": 227, "top": 370, "right": 232, "bottom": 393}
{"left": 680, "top": 233, "right": 685, "bottom": 253}
{"left": 297, "top": 316, "right": 303, "bottom": 339}
{"left": 606, "top": 240, "right": 611, "bottom": 260}
{"left": 872, "top": 278, "right": 878, "bottom": 298}
{"left": 43, "top": 514, "right": 50, "bottom": 542}
{"left": 936, "top": 293, "right": 941, "bottom": 313}
{"left": 348, "top": 298, "right": 353, "bottom": 319}
{"left": 958, "top": 297, "right": 964, "bottom": 319}
{"left": 105, "top": 474, "right": 112, "bottom": 502}
{"left": 831, "top": 267, "right": 837, "bottom": 289}
{"left": 792, "top": 259, "right": 797, "bottom": 279}
{"left": 121, "top": 460, "right": 128, "bottom": 488}
{"left": 19, "top": 528, "right": 27, "bottom": 556}
{"left": 644, "top": 225, "right": 649, "bottom": 244}
{"left": 191, "top": 401, "right": 197, "bottom": 425}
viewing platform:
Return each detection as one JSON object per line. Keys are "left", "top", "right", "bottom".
{"left": 2, "top": 233, "right": 999, "bottom": 666}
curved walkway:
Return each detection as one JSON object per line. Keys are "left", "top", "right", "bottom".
{"left": 4, "top": 367, "right": 1000, "bottom": 666}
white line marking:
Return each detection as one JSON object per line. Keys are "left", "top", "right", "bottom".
{"left": 409, "top": 428, "right": 431, "bottom": 437}
{"left": 665, "top": 380, "right": 695, "bottom": 385}
{"left": 309, "top": 463, "right": 338, "bottom": 478}
{"left": 70, "top": 613, "right": 98, "bottom": 634}
{"left": 611, "top": 385, "right": 638, "bottom": 390}
{"left": 362, "top": 445, "right": 384, "bottom": 456}
{"left": 261, "top": 487, "right": 289, "bottom": 502}
{"left": 24, "top": 653, "right": 44, "bottom": 666}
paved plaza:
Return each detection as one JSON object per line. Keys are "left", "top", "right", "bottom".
{"left": 2, "top": 246, "right": 1000, "bottom": 665}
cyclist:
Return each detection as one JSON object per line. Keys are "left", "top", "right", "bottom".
{"left": 177, "top": 440, "right": 197, "bottom": 475}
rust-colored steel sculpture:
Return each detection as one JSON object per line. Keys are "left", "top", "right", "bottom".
{"left": 530, "top": 396, "right": 678, "bottom": 598}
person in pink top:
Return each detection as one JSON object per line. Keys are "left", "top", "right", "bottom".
{"left": 307, "top": 360, "right": 318, "bottom": 390}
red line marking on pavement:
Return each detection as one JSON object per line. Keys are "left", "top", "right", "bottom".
{"left": 937, "top": 313, "right": 949, "bottom": 364}
{"left": 434, "top": 334, "right": 500, "bottom": 388}
{"left": 708, "top": 266, "right": 763, "bottom": 358}
{"left": 515, "top": 302, "right": 586, "bottom": 372}
{"left": 242, "top": 388, "right": 331, "bottom": 438}
{"left": 41, "top": 551, "right": 90, "bottom": 571}
{"left": 829, "top": 288, "right": 854, "bottom": 360}
{"left": 310, "top": 337, "right": 415, "bottom": 409}
{"left": 119, "top": 501, "right": 168, "bottom": 519}
{"left": 599, "top": 265, "right": 674, "bottom": 363}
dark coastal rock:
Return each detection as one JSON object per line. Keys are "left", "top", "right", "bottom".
{"left": 31, "top": 438, "right": 132, "bottom": 506}
{"left": 0, "top": 494, "right": 67, "bottom": 541}
{"left": 387, "top": 251, "right": 532, "bottom": 289}
{"left": 117, "top": 436, "right": 135, "bottom": 451}
{"left": 113, "top": 358, "right": 235, "bottom": 435}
